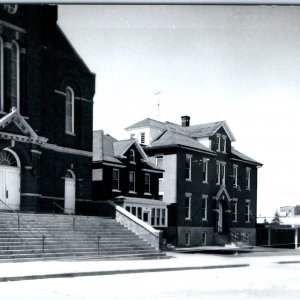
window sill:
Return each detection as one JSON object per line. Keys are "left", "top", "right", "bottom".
{"left": 144, "top": 192, "right": 152, "bottom": 196}
{"left": 202, "top": 181, "right": 208, "bottom": 184}
{"left": 186, "top": 179, "right": 192, "bottom": 182}
{"left": 202, "top": 218, "right": 208, "bottom": 222}
{"left": 129, "top": 162, "right": 136, "bottom": 165}
{"left": 112, "top": 189, "right": 121, "bottom": 193}
{"left": 185, "top": 218, "right": 191, "bottom": 221}
{"left": 129, "top": 191, "right": 137, "bottom": 195}
{"left": 65, "top": 131, "right": 76, "bottom": 136}
{"left": 159, "top": 178, "right": 164, "bottom": 181}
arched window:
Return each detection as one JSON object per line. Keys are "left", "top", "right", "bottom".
{"left": 129, "top": 149, "right": 135, "bottom": 163}
{"left": 65, "top": 86, "right": 75, "bottom": 134}
{"left": 11, "top": 41, "right": 20, "bottom": 110}
{"left": 0, "top": 149, "right": 18, "bottom": 167}
{"left": 0, "top": 37, "right": 3, "bottom": 111}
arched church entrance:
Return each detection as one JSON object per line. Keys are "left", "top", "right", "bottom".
{"left": 64, "top": 169, "right": 75, "bottom": 214}
{"left": 0, "top": 149, "right": 20, "bottom": 210}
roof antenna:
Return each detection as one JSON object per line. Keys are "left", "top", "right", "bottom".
{"left": 154, "top": 90, "right": 161, "bottom": 120}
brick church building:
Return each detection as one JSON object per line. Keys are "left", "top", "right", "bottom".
{"left": 0, "top": 5, "right": 95, "bottom": 213}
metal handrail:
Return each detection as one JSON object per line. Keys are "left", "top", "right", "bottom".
{"left": 52, "top": 201, "right": 102, "bottom": 254}
{"left": 0, "top": 198, "right": 46, "bottom": 252}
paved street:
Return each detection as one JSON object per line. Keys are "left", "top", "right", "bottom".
{"left": 0, "top": 251, "right": 300, "bottom": 299}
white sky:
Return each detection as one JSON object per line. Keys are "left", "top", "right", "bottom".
{"left": 58, "top": 4, "right": 300, "bottom": 217}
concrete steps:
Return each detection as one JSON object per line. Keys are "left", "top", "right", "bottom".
{"left": 0, "top": 212, "right": 165, "bottom": 261}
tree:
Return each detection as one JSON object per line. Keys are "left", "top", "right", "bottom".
{"left": 271, "top": 210, "right": 281, "bottom": 225}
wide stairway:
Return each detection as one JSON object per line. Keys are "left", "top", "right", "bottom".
{"left": 0, "top": 212, "right": 166, "bottom": 261}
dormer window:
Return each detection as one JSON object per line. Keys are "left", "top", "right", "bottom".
{"left": 129, "top": 149, "right": 135, "bottom": 163}
{"left": 4, "top": 4, "right": 18, "bottom": 14}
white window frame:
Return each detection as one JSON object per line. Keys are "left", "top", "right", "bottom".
{"left": 202, "top": 158, "right": 208, "bottom": 183}
{"left": 112, "top": 168, "right": 120, "bottom": 191}
{"left": 11, "top": 40, "right": 20, "bottom": 111}
{"left": 222, "top": 135, "right": 227, "bottom": 153}
{"left": 0, "top": 37, "right": 3, "bottom": 111}
{"left": 202, "top": 195, "right": 208, "bottom": 221}
{"left": 129, "top": 149, "right": 135, "bottom": 163}
{"left": 216, "top": 161, "right": 226, "bottom": 185}
{"left": 65, "top": 86, "right": 75, "bottom": 134}
{"left": 186, "top": 154, "right": 192, "bottom": 181}
{"left": 245, "top": 200, "right": 250, "bottom": 223}
{"left": 232, "top": 198, "right": 238, "bottom": 222}
{"left": 233, "top": 165, "right": 238, "bottom": 188}
{"left": 156, "top": 156, "right": 163, "bottom": 179}
{"left": 144, "top": 173, "right": 151, "bottom": 194}
{"left": 246, "top": 167, "right": 251, "bottom": 190}
{"left": 129, "top": 171, "right": 136, "bottom": 193}
{"left": 216, "top": 134, "right": 221, "bottom": 152}
{"left": 185, "top": 193, "right": 192, "bottom": 220}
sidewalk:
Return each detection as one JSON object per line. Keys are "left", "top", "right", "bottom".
{"left": 0, "top": 248, "right": 300, "bottom": 282}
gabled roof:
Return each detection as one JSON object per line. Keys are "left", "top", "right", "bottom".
{"left": 149, "top": 130, "right": 215, "bottom": 155}
{"left": 215, "top": 185, "right": 231, "bottom": 201}
{"left": 186, "top": 120, "right": 236, "bottom": 142}
{"left": 0, "top": 108, "right": 48, "bottom": 144}
{"left": 230, "top": 148, "right": 263, "bottom": 166}
{"left": 93, "top": 130, "right": 163, "bottom": 172}
{"left": 125, "top": 118, "right": 166, "bottom": 131}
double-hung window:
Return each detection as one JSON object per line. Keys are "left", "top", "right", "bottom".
{"left": 216, "top": 134, "right": 221, "bottom": 152}
{"left": 222, "top": 136, "right": 227, "bottom": 153}
{"left": 202, "top": 158, "right": 208, "bottom": 183}
{"left": 233, "top": 165, "right": 238, "bottom": 188}
{"left": 156, "top": 156, "right": 163, "bottom": 179}
{"left": 246, "top": 167, "right": 251, "bottom": 190}
{"left": 185, "top": 193, "right": 191, "bottom": 220}
{"left": 112, "top": 169, "right": 120, "bottom": 191}
{"left": 202, "top": 195, "right": 208, "bottom": 221}
{"left": 216, "top": 162, "right": 226, "bottom": 185}
{"left": 129, "top": 149, "right": 135, "bottom": 163}
{"left": 245, "top": 200, "right": 250, "bottom": 223}
{"left": 129, "top": 171, "right": 135, "bottom": 192}
{"left": 144, "top": 173, "right": 150, "bottom": 194}
{"left": 186, "top": 155, "right": 192, "bottom": 180}
{"left": 232, "top": 199, "right": 238, "bottom": 222}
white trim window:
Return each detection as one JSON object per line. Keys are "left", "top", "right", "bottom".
{"left": 232, "top": 199, "right": 238, "bottom": 222}
{"left": 129, "top": 171, "right": 135, "bottom": 192}
{"left": 216, "top": 162, "right": 226, "bottom": 185}
{"left": 129, "top": 149, "right": 135, "bottom": 163}
{"left": 112, "top": 168, "right": 120, "bottom": 191}
{"left": 186, "top": 154, "right": 192, "bottom": 181}
{"left": 65, "top": 86, "right": 75, "bottom": 134}
{"left": 245, "top": 200, "right": 250, "bottom": 223}
{"left": 185, "top": 193, "right": 192, "bottom": 220}
{"left": 144, "top": 173, "right": 150, "bottom": 194}
{"left": 246, "top": 167, "right": 251, "bottom": 190}
{"left": 11, "top": 40, "right": 20, "bottom": 111}
{"left": 202, "top": 158, "right": 208, "bottom": 183}
{"left": 202, "top": 195, "right": 208, "bottom": 221}
{"left": 222, "top": 135, "right": 227, "bottom": 153}
{"left": 233, "top": 165, "right": 238, "bottom": 188}
{"left": 161, "top": 208, "right": 166, "bottom": 226}
{"left": 216, "top": 134, "right": 221, "bottom": 152}
{"left": 0, "top": 37, "right": 3, "bottom": 111}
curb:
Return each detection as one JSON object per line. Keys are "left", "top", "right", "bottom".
{"left": 0, "top": 264, "right": 249, "bottom": 282}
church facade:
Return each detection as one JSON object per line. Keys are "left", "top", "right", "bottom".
{"left": 0, "top": 5, "right": 95, "bottom": 213}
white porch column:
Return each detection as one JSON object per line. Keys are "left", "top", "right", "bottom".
{"left": 295, "top": 228, "right": 298, "bottom": 250}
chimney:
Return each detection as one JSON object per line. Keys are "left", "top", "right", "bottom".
{"left": 181, "top": 115, "right": 190, "bottom": 127}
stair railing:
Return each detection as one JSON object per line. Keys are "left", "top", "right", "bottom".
{"left": 52, "top": 201, "right": 102, "bottom": 255}
{"left": 0, "top": 198, "right": 46, "bottom": 253}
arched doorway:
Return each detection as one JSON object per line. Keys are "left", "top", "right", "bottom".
{"left": 64, "top": 169, "right": 75, "bottom": 214}
{"left": 0, "top": 149, "right": 20, "bottom": 210}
